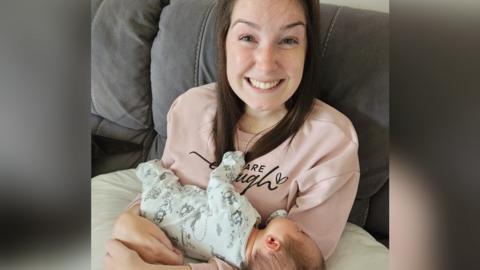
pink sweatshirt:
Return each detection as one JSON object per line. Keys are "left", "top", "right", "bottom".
{"left": 138, "top": 83, "right": 359, "bottom": 269}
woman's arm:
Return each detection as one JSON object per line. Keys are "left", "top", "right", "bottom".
{"left": 105, "top": 237, "right": 235, "bottom": 270}
{"left": 289, "top": 171, "right": 359, "bottom": 258}
{"left": 111, "top": 204, "right": 184, "bottom": 265}
{"left": 105, "top": 239, "right": 191, "bottom": 270}
{"left": 288, "top": 137, "right": 360, "bottom": 259}
{"left": 113, "top": 204, "right": 235, "bottom": 270}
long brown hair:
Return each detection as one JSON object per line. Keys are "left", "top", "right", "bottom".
{"left": 214, "top": 0, "right": 322, "bottom": 164}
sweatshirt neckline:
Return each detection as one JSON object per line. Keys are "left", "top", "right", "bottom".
{"left": 236, "top": 127, "right": 257, "bottom": 142}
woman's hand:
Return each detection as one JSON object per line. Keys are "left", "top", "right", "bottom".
{"left": 105, "top": 239, "right": 191, "bottom": 270}
{"left": 104, "top": 239, "right": 149, "bottom": 270}
{"left": 111, "top": 205, "right": 184, "bottom": 265}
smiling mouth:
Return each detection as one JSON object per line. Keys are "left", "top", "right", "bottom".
{"left": 246, "top": 77, "right": 284, "bottom": 90}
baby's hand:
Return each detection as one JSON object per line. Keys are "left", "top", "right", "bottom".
{"left": 211, "top": 151, "right": 245, "bottom": 181}
{"left": 221, "top": 151, "right": 245, "bottom": 167}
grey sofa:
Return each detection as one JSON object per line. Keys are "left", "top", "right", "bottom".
{"left": 91, "top": 0, "right": 389, "bottom": 246}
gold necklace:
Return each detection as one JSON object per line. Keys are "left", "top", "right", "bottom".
{"left": 236, "top": 110, "right": 286, "bottom": 153}
{"left": 237, "top": 124, "right": 275, "bottom": 153}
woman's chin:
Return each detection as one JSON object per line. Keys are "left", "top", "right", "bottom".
{"left": 246, "top": 103, "right": 278, "bottom": 113}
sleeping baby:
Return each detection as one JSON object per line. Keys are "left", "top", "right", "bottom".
{"left": 136, "top": 151, "right": 324, "bottom": 270}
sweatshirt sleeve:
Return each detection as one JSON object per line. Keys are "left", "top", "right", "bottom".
{"left": 288, "top": 135, "right": 360, "bottom": 259}
{"left": 159, "top": 95, "right": 181, "bottom": 169}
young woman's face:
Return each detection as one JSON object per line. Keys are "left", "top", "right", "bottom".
{"left": 226, "top": 0, "right": 307, "bottom": 114}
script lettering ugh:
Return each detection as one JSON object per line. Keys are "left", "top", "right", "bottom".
{"left": 234, "top": 165, "right": 288, "bottom": 195}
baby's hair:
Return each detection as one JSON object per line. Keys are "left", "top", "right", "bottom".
{"left": 244, "top": 235, "right": 325, "bottom": 270}
{"left": 283, "top": 234, "right": 325, "bottom": 270}
{"left": 243, "top": 248, "right": 295, "bottom": 270}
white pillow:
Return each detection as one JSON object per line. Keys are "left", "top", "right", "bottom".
{"left": 92, "top": 169, "right": 388, "bottom": 270}
{"left": 327, "top": 222, "right": 389, "bottom": 270}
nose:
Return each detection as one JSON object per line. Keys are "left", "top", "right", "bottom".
{"left": 255, "top": 45, "right": 278, "bottom": 73}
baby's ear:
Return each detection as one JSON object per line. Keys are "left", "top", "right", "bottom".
{"left": 264, "top": 235, "right": 281, "bottom": 252}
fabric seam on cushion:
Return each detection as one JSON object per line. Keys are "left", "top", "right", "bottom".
{"left": 160, "top": 0, "right": 170, "bottom": 9}
{"left": 363, "top": 164, "right": 389, "bottom": 178}
{"left": 90, "top": 81, "right": 101, "bottom": 119}
{"left": 119, "top": 100, "right": 151, "bottom": 129}
{"left": 142, "top": 129, "right": 157, "bottom": 162}
{"left": 321, "top": 6, "right": 342, "bottom": 59}
{"left": 349, "top": 198, "right": 369, "bottom": 227}
{"left": 93, "top": 91, "right": 150, "bottom": 130}
{"left": 157, "top": 133, "right": 168, "bottom": 158}
{"left": 90, "top": 0, "right": 103, "bottom": 120}
{"left": 369, "top": 177, "right": 388, "bottom": 197}
{"left": 194, "top": 1, "right": 216, "bottom": 86}
{"left": 360, "top": 167, "right": 389, "bottom": 196}
{"left": 95, "top": 118, "right": 105, "bottom": 135}
{"left": 362, "top": 202, "right": 370, "bottom": 227}
{"left": 91, "top": 0, "right": 107, "bottom": 28}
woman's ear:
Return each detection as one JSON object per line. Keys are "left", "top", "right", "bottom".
{"left": 264, "top": 235, "right": 281, "bottom": 251}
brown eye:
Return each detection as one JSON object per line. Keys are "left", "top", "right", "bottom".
{"left": 281, "top": 38, "right": 298, "bottom": 45}
{"left": 240, "top": 35, "right": 255, "bottom": 42}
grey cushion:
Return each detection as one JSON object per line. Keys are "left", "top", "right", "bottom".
{"left": 365, "top": 181, "right": 389, "bottom": 243}
{"left": 92, "top": 135, "right": 142, "bottom": 159}
{"left": 318, "top": 5, "right": 389, "bottom": 226}
{"left": 91, "top": 0, "right": 165, "bottom": 130}
{"left": 91, "top": 0, "right": 104, "bottom": 21}
{"left": 149, "top": 0, "right": 217, "bottom": 156}
{"left": 91, "top": 114, "right": 156, "bottom": 176}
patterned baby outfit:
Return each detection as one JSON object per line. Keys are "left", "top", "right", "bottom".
{"left": 138, "top": 151, "right": 262, "bottom": 268}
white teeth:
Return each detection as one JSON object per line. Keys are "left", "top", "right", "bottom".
{"left": 249, "top": 78, "right": 280, "bottom": 90}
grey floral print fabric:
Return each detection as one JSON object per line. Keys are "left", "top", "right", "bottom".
{"left": 138, "top": 151, "right": 261, "bottom": 268}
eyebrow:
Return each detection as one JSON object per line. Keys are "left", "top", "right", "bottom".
{"left": 231, "top": 19, "right": 306, "bottom": 30}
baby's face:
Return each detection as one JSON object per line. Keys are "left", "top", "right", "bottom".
{"left": 262, "top": 217, "right": 320, "bottom": 255}
{"left": 248, "top": 217, "right": 323, "bottom": 268}
{"left": 249, "top": 217, "right": 322, "bottom": 266}
{"left": 265, "top": 217, "right": 309, "bottom": 242}
{"left": 249, "top": 218, "right": 323, "bottom": 269}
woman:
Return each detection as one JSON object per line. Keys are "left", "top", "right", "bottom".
{"left": 105, "top": 0, "right": 360, "bottom": 269}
